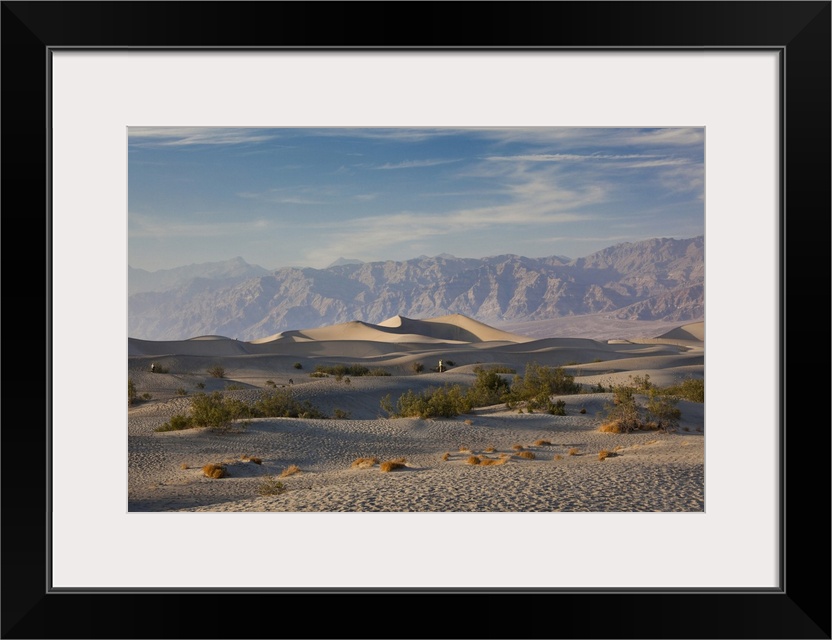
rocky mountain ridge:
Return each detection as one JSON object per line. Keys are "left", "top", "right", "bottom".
{"left": 129, "top": 236, "right": 704, "bottom": 341}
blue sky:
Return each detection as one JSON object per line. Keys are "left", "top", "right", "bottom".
{"left": 128, "top": 127, "right": 704, "bottom": 271}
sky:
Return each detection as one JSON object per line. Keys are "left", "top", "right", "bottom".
{"left": 128, "top": 127, "right": 704, "bottom": 272}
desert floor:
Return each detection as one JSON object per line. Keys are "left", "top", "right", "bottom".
{"left": 128, "top": 315, "right": 704, "bottom": 512}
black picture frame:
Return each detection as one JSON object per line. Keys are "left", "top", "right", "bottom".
{"left": 3, "top": 2, "right": 829, "bottom": 638}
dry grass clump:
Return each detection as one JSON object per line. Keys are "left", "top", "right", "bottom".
{"left": 512, "top": 444, "right": 524, "bottom": 451}
{"left": 499, "top": 452, "right": 511, "bottom": 459}
{"left": 534, "top": 440, "right": 552, "bottom": 447}
{"left": 554, "top": 454, "right": 563, "bottom": 461}
{"left": 599, "top": 421, "right": 626, "bottom": 433}
{"left": 466, "top": 455, "right": 481, "bottom": 465}
{"left": 483, "top": 446, "right": 496, "bottom": 453}
{"left": 458, "top": 445, "right": 472, "bottom": 453}
{"left": 598, "top": 449, "right": 610, "bottom": 461}
{"left": 516, "top": 451, "right": 536, "bottom": 460}
{"left": 202, "top": 463, "right": 227, "bottom": 479}
{"left": 479, "top": 457, "right": 507, "bottom": 466}
{"left": 351, "top": 457, "right": 379, "bottom": 469}
{"left": 180, "top": 463, "right": 189, "bottom": 470}
{"left": 464, "top": 419, "right": 474, "bottom": 425}
{"left": 379, "top": 458, "right": 407, "bottom": 473}
{"left": 280, "top": 464, "right": 301, "bottom": 478}
{"left": 579, "top": 408, "right": 587, "bottom": 414}
{"left": 568, "top": 448, "right": 580, "bottom": 456}
{"left": 441, "top": 452, "right": 450, "bottom": 462}
{"left": 241, "top": 454, "right": 262, "bottom": 464}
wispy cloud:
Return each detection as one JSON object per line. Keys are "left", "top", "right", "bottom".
{"left": 485, "top": 153, "right": 661, "bottom": 163}
{"left": 376, "top": 158, "right": 460, "bottom": 170}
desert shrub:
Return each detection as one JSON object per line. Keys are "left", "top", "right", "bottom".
{"left": 568, "top": 448, "right": 580, "bottom": 456}
{"left": 314, "top": 364, "right": 372, "bottom": 377}
{"left": 176, "top": 387, "right": 188, "bottom": 396}
{"left": 351, "top": 457, "right": 379, "bottom": 469}
{"left": 512, "top": 444, "right": 524, "bottom": 451}
{"left": 473, "top": 364, "right": 516, "bottom": 374}
{"left": 545, "top": 398, "right": 567, "bottom": 415}
{"left": 225, "top": 383, "right": 244, "bottom": 391}
{"left": 258, "top": 475, "right": 286, "bottom": 496}
{"left": 505, "top": 362, "right": 580, "bottom": 409}
{"left": 645, "top": 390, "right": 681, "bottom": 429}
{"left": 188, "top": 391, "right": 252, "bottom": 432}
{"left": 483, "top": 446, "right": 496, "bottom": 453}
{"left": 466, "top": 367, "right": 512, "bottom": 407}
{"left": 441, "top": 452, "right": 450, "bottom": 462}
{"left": 516, "top": 451, "right": 535, "bottom": 460}
{"left": 601, "top": 385, "right": 643, "bottom": 433}
{"left": 333, "top": 408, "right": 351, "bottom": 419}
{"left": 195, "top": 382, "right": 205, "bottom": 390}
{"left": 265, "top": 380, "right": 276, "bottom": 388}
{"left": 246, "top": 456, "right": 263, "bottom": 465}
{"left": 293, "top": 362, "right": 303, "bottom": 370}
{"left": 128, "top": 378, "right": 137, "bottom": 406}
{"left": 368, "top": 368, "right": 390, "bottom": 377}
{"left": 479, "top": 457, "right": 506, "bottom": 466}
{"left": 662, "top": 377, "right": 704, "bottom": 403}
{"left": 155, "top": 413, "right": 194, "bottom": 432}
{"left": 630, "top": 374, "right": 655, "bottom": 392}
{"left": 598, "top": 449, "right": 611, "bottom": 461}
{"left": 466, "top": 455, "right": 481, "bottom": 465}
{"left": 207, "top": 365, "right": 225, "bottom": 379}
{"left": 151, "top": 364, "right": 169, "bottom": 374}
{"left": 180, "top": 462, "right": 189, "bottom": 470}
{"left": 580, "top": 407, "right": 587, "bottom": 414}
{"left": 141, "top": 393, "right": 152, "bottom": 401}
{"left": 253, "top": 389, "right": 327, "bottom": 419}
{"left": 534, "top": 440, "right": 552, "bottom": 447}
{"left": 380, "top": 459, "right": 406, "bottom": 472}
{"left": 280, "top": 464, "right": 301, "bottom": 478}
{"left": 309, "top": 371, "right": 328, "bottom": 378}
{"left": 554, "top": 454, "right": 563, "bottom": 460}
{"left": 202, "top": 463, "right": 227, "bottom": 479}
{"left": 600, "top": 378, "right": 684, "bottom": 433}
{"left": 411, "top": 361, "right": 424, "bottom": 373}
{"left": 389, "top": 384, "right": 473, "bottom": 419}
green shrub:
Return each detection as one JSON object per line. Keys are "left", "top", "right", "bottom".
{"left": 473, "top": 365, "right": 516, "bottom": 374}
{"left": 141, "top": 392, "right": 152, "bottom": 401}
{"left": 662, "top": 377, "right": 704, "bottom": 403}
{"left": 225, "top": 383, "right": 244, "bottom": 391}
{"left": 466, "top": 367, "right": 511, "bottom": 407}
{"left": 505, "top": 362, "right": 580, "bottom": 409}
{"left": 333, "top": 408, "right": 351, "bottom": 419}
{"left": 265, "top": 380, "right": 276, "bottom": 388}
{"left": 411, "top": 361, "right": 424, "bottom": 373}
{"left": 195, "top": 382, "right": 206, "bottom": 390}
{"left": 207, "top": 365, "right": 225, "bottom": 378}
{"left": 388, "top": 384, "right": 474, "bottom": 419}
{"left": 258, "top": 475, "right": 286, "bottom": 496}
{"left": 293, "top": 362, "right": 303, "bottom": 370}
{"left": 128, "top": 378, "right": 137, "bottom": 406}
{"left": 646, "top": 390, "right": 682, "bottom": 429}
{"left": 176, "top": 387, "right": 188, "bottom": 396}
{"left": 155, "top": 413, "right": 194, "bottom": 432}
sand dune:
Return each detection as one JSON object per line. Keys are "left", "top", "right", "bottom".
{"left": 129, "top": 314, "right": 703, "bottom": 512}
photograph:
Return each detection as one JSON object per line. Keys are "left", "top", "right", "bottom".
{"left": 3, "top": 0, "right": 828, "bottom": 637}
{"left": 127, "top": 126, "right": 706, "bottom": 513}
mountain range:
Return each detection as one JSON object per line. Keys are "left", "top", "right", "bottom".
{"left": 128, "top": 236, "right": 704, "bottom": 341}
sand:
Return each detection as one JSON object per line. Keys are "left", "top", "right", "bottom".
{"left": 128, "top": 315, "right": 704, "bottom": 512}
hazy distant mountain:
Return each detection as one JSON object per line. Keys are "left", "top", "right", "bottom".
{"left": 128, "top": 236, "right": 705, "bottom": 340}
{"left": 326, "top": 257, "right": 364, "bottom": 268}
{"left": 128, "top": 257, "right": 270, "bottom": 296}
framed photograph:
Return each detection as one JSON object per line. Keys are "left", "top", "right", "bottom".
{"left": 4, "top": 2, "right": 829, "bottom": 638}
